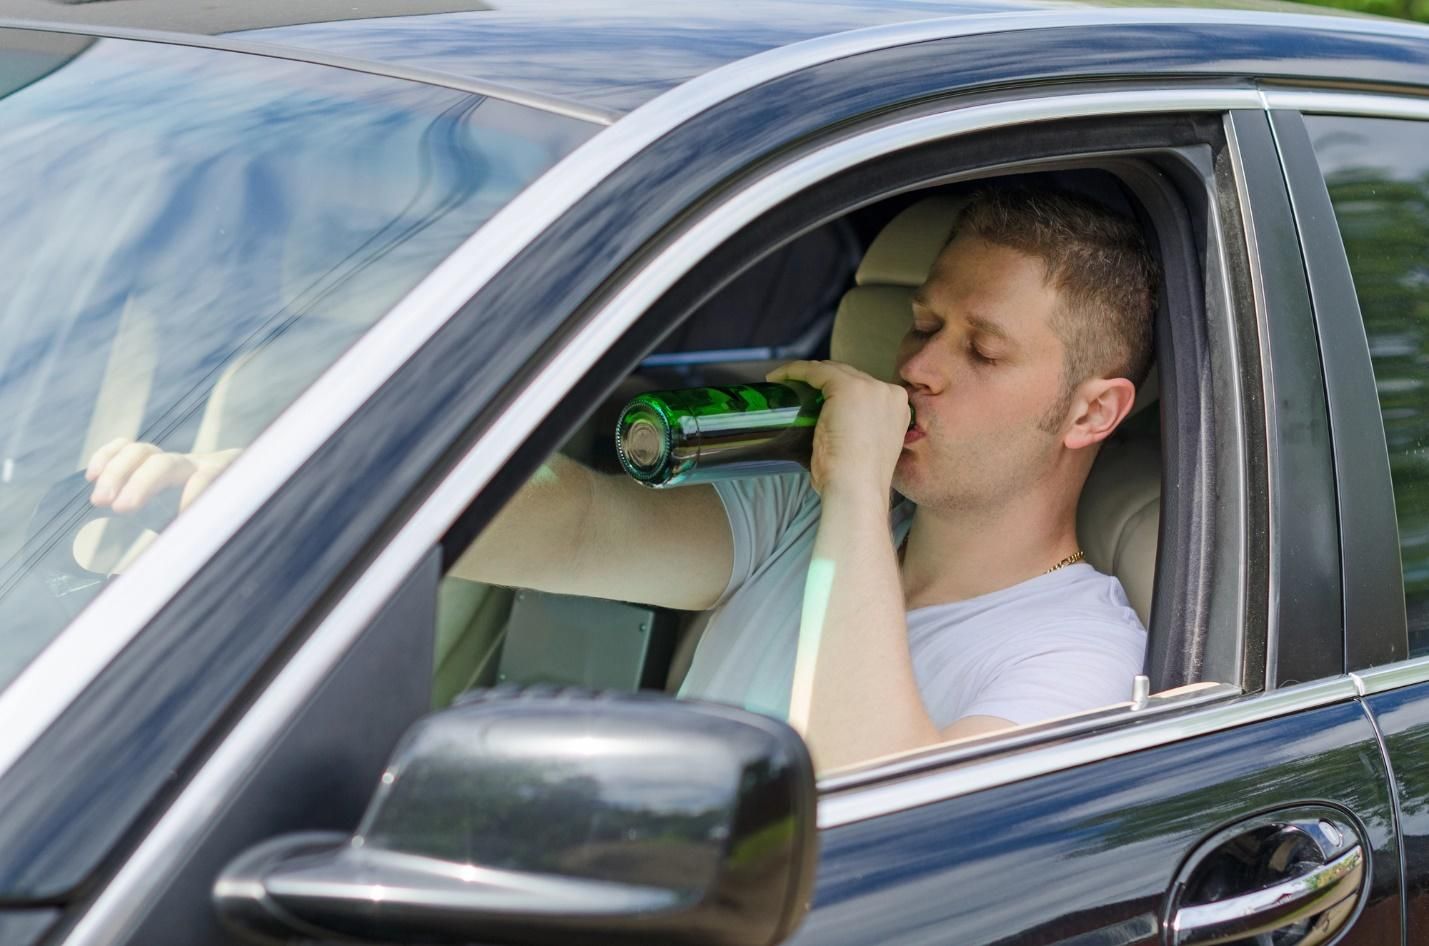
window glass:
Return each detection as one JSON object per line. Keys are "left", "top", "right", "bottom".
{"left": 0, "top": 29, "right": 593, "bottom": 692}
{"left": 1307, "top": 114, "right": 1429, "bottom": 654}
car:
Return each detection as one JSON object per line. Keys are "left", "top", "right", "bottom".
{"left": 2, "top": 0, "right": 1429, "bottom": 943}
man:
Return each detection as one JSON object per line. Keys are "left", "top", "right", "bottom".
{"left": 752, "top": 187, "right": 1155, "bottom": 768}
{"left": 88, "top": 185, "right": 1158, "bottom": 772}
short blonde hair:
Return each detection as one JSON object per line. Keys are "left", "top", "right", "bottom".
{"left": 957, "top": 186, "right": 1158, "bottom": 389}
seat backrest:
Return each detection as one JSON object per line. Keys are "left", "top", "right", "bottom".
{"left": 831, "top": 195, "right": 1160, "bottom": 626}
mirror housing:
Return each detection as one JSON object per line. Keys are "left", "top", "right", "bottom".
{"left": 215, "top": 687, "right": 818, "bottom": 946}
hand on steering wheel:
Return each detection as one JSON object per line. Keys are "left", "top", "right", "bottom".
{"left": 85, "top": 438, "right": 232, "bottom": 515}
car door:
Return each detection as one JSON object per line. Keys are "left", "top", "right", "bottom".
{"left": 770, "top": 106, "right": 1402, "bottom": 945}
{"left": 393, "top": 96, "right": 1399, "bottom": 945}
{"left": 1278, "top": 95, "right": 1429, "bottom": 945}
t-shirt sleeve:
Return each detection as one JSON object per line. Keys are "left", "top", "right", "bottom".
{"left": 709, "top": 472, "right": 818, "bottom": 607}
{"left": 951, "top": 622, "right": 1146, "bottom": 727}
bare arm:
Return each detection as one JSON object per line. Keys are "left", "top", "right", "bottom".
{"left": 773, "top": 361, "right": 1013, "bottom": 771}
{"left": 449, "top": 452, "right": 734, "bottom": 611}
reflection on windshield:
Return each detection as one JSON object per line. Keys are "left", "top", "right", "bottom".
{"left": 0, "top": 30, "right": 592, "bottom": 688}
{"left": 1309, "top": 114, "right": 1429, "bottom": 653}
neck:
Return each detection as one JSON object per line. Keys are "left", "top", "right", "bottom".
{"left": 899, "top": 469, "right": 1084, "bottom": 609}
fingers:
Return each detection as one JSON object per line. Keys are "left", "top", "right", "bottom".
{"left": 85, "top": 438, "right": 132, "bottom": 481}
{"left": 767, "top": 359, "right": 869, "bottom": 390}
{"left": 769, "top": 360, "right": 908, "bottom": 409}
{"left": 179, "top": 465, "right": 220, "bottom": 512}
{"left": 90, "top": 441, "right": 160, "bottom": 506}
{"left": 112, "top": 453, "right": 197, "bottom": 513}
{"left": 89, "top": 441, "right": 195, "bottom": 512}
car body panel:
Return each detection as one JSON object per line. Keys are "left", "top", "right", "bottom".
{"left": 0, "top": 3, "right": 1404, "bottom": 117}
{"left": 1362, "top": 686, "right": 1429, "bottom": 945}
{"left": 800, "top": 701, "right": 1400, "bottom": 945}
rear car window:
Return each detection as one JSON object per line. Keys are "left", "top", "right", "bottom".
{"left": 0, "top": 28, "right": 593, "bottom": 691}
{"left": 1307, "top": 113, "right": 1429, "bottom": 655}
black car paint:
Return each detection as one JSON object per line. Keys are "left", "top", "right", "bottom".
{"left": 0, "top": 3, "right": 1422, "bottom": 944}
{"left": 798, "top": 702, "right": 1400, "bottom": 945}
{"left": 1365, "top": 686, "right": 1429, "bottom": 943}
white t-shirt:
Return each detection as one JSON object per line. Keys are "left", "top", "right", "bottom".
{"left": 678, "top": 472, "right": 1147, "bottom": 728}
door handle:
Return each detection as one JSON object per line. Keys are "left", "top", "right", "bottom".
{"left": 1170, "top": 843, "right": 1364, "bottom": 946}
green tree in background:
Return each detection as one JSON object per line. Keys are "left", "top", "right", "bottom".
{"left": 1296, "top": 0, "right": 1429, "bottom": 22}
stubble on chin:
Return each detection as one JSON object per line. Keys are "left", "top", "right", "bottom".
{"left": 892, "top": 453, "right": 973, "bottom": 513}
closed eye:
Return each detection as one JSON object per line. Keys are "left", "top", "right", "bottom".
{"left": 968, "top": 343, "right": 998, "bottom": 365}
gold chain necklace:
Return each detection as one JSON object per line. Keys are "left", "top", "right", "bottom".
{"left": 1044, "top": 549, "right": 1085, "bottom": 574}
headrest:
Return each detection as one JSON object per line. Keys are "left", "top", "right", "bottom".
{"left": 830, "top": 196, "right": 967, "bottom": 383}
{"left": 854, "top": 195, "right": 967, "bottom": 287}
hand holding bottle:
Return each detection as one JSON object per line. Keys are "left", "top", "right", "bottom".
{"left": 765, "top": 360, "right": 911, "bottom": 500}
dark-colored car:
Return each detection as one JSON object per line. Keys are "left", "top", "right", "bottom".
{"left": 4, "top": 1, "right": 1429, "bottom": 943}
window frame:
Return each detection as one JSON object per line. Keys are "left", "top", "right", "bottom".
{"left": 434, "top": 91, "right": 1273, "bottom": 810}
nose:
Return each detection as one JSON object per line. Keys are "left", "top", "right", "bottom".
{"left": 897, "top": 333, "right": 944, "bottom": 395}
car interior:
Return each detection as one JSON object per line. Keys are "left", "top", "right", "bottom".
{"left": 433, "top": 167, "right": 1183, "bottom": 766}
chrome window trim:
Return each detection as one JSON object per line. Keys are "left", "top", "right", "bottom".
{"left": 0, "top": 19, "right": 619, "bottom": 124}
{"left": 817, "top": 683, "right": 1243, "bottom": 795}
{"left": 0, "top": 7, "right": 1317, "bottom": 787}
{"left": 820, "top": 677, "right": 1360, "bottom": 828}
{"left": 1354, "top": 658, "right": 1429, "bottom": 696}
{"left": 60, "top": 86, "right": 1265, "bottom": 942}
{"left": 1263, "top": 89, "right": 1429, "bottom": 122}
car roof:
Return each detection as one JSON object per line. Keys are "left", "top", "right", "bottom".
{"left": 0, "top": 0, "right": 1388, "bottom": 116}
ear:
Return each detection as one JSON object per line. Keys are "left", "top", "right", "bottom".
{"left": 1062, "top": 377, "right": 1137, "bottom": 451}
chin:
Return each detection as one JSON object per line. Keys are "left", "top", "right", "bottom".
{"left": 891, "top": 466, "right": 927, "bottom": 505}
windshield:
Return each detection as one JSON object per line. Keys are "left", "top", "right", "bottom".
{"left": 0, "top": 29, "right": 594, "bottom": 689}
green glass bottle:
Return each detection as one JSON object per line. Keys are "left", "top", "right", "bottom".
{"left": 616, "top": 382, "right": 824, "bottom": 488}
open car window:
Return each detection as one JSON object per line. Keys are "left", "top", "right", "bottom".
{"left": 436, "top": 161, "right": 1233, "bottom": 775}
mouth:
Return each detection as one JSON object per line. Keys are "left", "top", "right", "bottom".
{"left": 904, "top": 398, "right": 925, "bottom": 443}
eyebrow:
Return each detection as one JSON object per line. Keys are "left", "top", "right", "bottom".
{"left": 911, "top": 294, "right": 1018, "bottom": 347}
{"left": 966, "top": 314, "right": 1012, "bottom": 342}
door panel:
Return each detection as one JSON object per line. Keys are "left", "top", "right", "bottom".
{"left": 1364, "top": 683, "right": 1429, "bottom": 944}
{"left": 796, "top": 701, "right": 1399, "bottom": 945}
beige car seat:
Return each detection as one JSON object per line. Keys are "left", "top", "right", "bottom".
{"left": 829, "top": 194, "right": 1161, "bottom": 626}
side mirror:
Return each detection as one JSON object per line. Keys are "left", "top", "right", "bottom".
{"left": 214, "top": 687, "right": 818, "bottom": 946}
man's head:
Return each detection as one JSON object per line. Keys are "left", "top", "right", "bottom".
{"left": 892, "top": 185, "right": 1159, "bottom": 514}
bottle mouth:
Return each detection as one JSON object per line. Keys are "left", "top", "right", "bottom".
{"left": 623, "top": 418, "right": 667, "bottom": 469}
{"left": 616, "top": 401, "right": 675, "bottom": 483}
